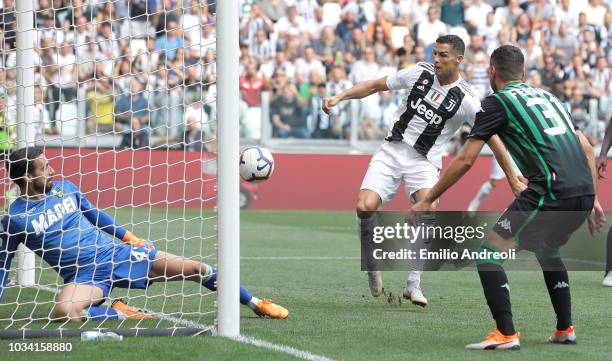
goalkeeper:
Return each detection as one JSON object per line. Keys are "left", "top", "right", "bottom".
{"left": 0, "top": 147, "right": 288, "bottom": 321}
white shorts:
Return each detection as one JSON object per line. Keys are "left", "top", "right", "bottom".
{"left": 491, "top": 157, "right": 522, "bottom": 180}
{"left": 361, "top": 141, "right": 439, "bottom": 204}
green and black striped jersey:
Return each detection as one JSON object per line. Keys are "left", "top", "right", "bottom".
{"left": 469, "top": 82, "right": 594, "bottom": 199}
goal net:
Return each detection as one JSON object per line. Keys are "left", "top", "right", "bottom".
{"left": 0, "top": 0, "right": 238, "bottom": 338}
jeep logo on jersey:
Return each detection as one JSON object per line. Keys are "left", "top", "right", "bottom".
{"left": 409, "top": 98, "right": 443, "bottom": 125}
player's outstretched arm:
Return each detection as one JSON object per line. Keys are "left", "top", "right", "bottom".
{"left": 597, "top": 117, "right": 612, "bottom": 180}
{"left": 488, "top": 135, "right": 526, "bottom": 197}
{"left": 322, "top": 76, "right": 389, "bottom": 114}
{"left": 77, "top": 191, "right": 145, "bottom": 246}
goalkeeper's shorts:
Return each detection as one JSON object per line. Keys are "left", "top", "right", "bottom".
{"left": 72, "top": 244, "right": 158, "bottom": 298}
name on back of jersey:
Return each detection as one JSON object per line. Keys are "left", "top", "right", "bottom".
{"left": 30, "top": 197, "right": 78, "bottom": 235}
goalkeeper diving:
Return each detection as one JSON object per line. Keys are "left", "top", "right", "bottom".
{"left": 0, "top": 147, "right": 288, "bottom": 321}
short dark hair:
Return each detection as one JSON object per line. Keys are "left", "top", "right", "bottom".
{"left": 6, "top": 146, "right": 44, "bottom": 187}
{"left": 490, "top": 45, "right": 524, "bottom": 82}
{"left": 435, "top": 35, "right": 465, "bottom": 55}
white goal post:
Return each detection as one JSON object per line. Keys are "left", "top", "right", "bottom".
{"left": 1, "top": 0, "right": 240, "bottom": 338}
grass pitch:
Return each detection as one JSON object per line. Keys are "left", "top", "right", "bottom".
{"left": 0, "top": 209, "right": 611, "bottom": 361}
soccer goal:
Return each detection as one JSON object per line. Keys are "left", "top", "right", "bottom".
{"left": 0, "top": 0, "right": 240, "bottom": 339}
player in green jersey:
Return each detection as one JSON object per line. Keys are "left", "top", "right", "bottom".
{"left": 411, "top": 45, "right": 606, "bottom": 350}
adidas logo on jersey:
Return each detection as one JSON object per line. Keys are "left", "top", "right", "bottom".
{"left": 410, "top": 98, "right": 442, "bottom": 125}
{"left": 552, "top": 281, "right": 569, "bottom": 290}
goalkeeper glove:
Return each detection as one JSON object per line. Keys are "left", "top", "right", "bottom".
{"left": 121, "top": 231, "right": 153, "bottom": 249}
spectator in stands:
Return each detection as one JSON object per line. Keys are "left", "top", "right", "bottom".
{"left": 581, "top": 0, "right": 608, "bottom": 27}
{"left": 311, "top": 83, "right": 340, "bottom": 139}
{"left": 371, "top": 25, "right": 394, "bottom": 65}
{"left": 271, "top": 83, "right": 309, "bottom": 139}
{"left": 416, "top": 6, "right": 447, "bottom": 48}
{"left": 307, "top": 6, "right": 327, "bottom": 40}
{"left": 345, "top": 27, "right": 367, "bottom": 63}
{"left": 32, "top": 85, "right": 58, "bottom": 140}
{"left": 349, "top": 47, "right": 381, "bottom": 85}
{"left": 440, "top": 0, "right": 465, "bottom": 27}
{"left": 155, "top": 20, "right": 186, "bottom": 61}
{"left": 465, "top": 0, "right": 493, "bottom": 35}
{"left": 465, "top": 34, "right": 485, "bottom": 63}
{"left": 239, "top": 61, "right": 267, "bottom": 139}
{"left": 114, "top": 79, "right": 150, "bottom": 149}
{"left": 512, "top": 12, "right": 533, "bottom": 47}
{"left": 466, "top": 51, "right": 490, "bottom": 99}
{"left": 381, "top": 0, "right": 409, "bottom": 26}
{"left": 527, "top": 0, "right": 556, "bottom": 28}
{"left": 551, "top": 21, "right": 578, "bottom": 66}
{"left": 540, "top": 54, "right": 562, "bottom": 90}
{"left": 523, "top": 36, "right": 544, "bottom": 71}
{"left": 260, "top": 0, "right": 288, "bottom": 23}
{"left": 251, "top": 29, "right": 276, "bottom": 62}
{"left": 295, "top": 46, "right": 326, "bottom": 85}
{"left": 86, "top": 62, "right": 114, "bottom": 134}
{"left": 152, "top": 114, "right": 210, "bottom": 152}
{"left": 593, "top": 56, "right": 611, "bottom": 98}
{"left": 313, "top": 26, "right": 346, "bottom": 63}
{"left": 0, "top": 0, "right": 16, "bottom": 49}
{"left": 555, "top": 0, "right": 579, "bottom": 28}
{"left": 274, "top": 5, "right": 304, "bottom": 39}
{"left": 358, "top": 111, "right": 385, "bottom": 140}
{"left": 47, "top": 41, "right": 77, "bottom": 130}
{"left": 336, "top": 8, "right": 361, "bottom": 43}
{"left": 377, "top": 90, "right": 398, "bottom": 132}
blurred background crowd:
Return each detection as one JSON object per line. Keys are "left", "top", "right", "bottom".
{"left": 0, "top": 0, "right": 610, "bottom": 152}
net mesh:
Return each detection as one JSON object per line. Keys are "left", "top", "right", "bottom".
{"left": 0, "top": 0, "right": 218, "bottom": 334}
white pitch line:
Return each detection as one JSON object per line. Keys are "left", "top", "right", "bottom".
{"left": 231, "top": 335, "right": 338, "bottom": 361}
{"left": 25, "top": 284, "right": 213, "bottom": 330}
{"left": 26, "top": 284, "right": 339, "bottom": 361}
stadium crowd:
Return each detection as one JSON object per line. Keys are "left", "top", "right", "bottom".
{"left": 0, "top": 0, "right": 609, "bottom": 150}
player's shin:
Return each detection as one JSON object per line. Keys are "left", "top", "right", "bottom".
{"left": 476, "top": 243, "right": 515, "bottom": 336}
{"left": 408, "top": 213, "right": 436, "bottom": 287}
{"left": 536, "top": 250, "right": 572, "bottom": 331}
{"left": 358, "top": 212, "right": 383, "bottom": 296}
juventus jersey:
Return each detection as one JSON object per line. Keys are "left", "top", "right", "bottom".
{"left": 385, "top": 62, "right": 481, "bottom": 168}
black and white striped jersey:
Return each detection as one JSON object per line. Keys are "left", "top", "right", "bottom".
{"left": 385, "top": 62, "right": 481, "bottom": 168}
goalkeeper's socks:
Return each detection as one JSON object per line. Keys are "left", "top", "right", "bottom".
{"left": 477, "top": 263, "right": 515, "bottom": 336}
{"left": 538, "top": 257, "right": 572, "bottom": 330}
{"left": 82, "top": 306, "right": 120, "bottom": 321}
{"left": 201, "top": 266, "right": 254, "bottom": 305}
{"left": 247, "top": 297, "right": 260, "bottom": 311}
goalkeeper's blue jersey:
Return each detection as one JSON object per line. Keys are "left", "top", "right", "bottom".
{"left": 0, "top": 180, "right": 117, "bottom": 283}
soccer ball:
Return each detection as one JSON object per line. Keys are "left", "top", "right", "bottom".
{"left": 239, "top": 146, "right": 275, "bottom": 183}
